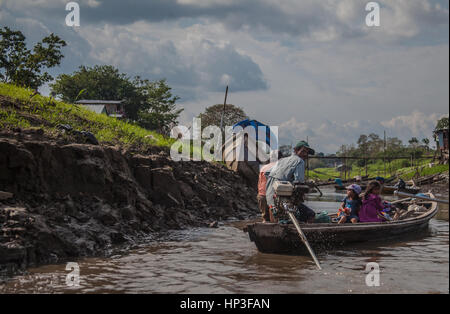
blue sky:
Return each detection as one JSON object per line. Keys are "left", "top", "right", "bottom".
{"left": 1, "top": 0, "right": 448, "bottom": 153}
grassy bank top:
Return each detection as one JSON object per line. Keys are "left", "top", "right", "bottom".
{"left": 0, "top": 83, "right": 173, "bottom": 150}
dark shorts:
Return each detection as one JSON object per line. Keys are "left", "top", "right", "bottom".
{"left": 296, "top": 203, "right": 316, "bottom": 222}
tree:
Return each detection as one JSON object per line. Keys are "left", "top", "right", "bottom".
{"left": 198, "top": 104, "right": 248, "bottom": 130}
{"left": 51, "top": 65, "right": 183, "bottom": 133}
{"left": 386, "top": 137, "right": 403, "bottom": 150}
{"left": 50, "top": 65, "right": 140, "bottom": 118}
{"left": 422, "top": 138, "right": 430, "bottom": 150}
{"left": 135, "top": 79, "right": 182, "bottom": 135}
{"left": 0, "top": 27, "right": 66, "bottom": 89}
{"left": 408, "top": 137, "right": 419, "bottom": 147}
{"left": 435, "top": 117, "right": 449, "bottom": 130}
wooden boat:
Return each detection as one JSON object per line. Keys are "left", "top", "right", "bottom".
{"left": 334, "top": 184, "right": 367, "bottom": 191}
{"left": 245, "top": 193, "right": 438, "bottom": 255}
{"left": 334, "top": 184, "right": 420, "bottom": 195}
{"left": 381, "top": 185, "right": 421, "bottom": 195}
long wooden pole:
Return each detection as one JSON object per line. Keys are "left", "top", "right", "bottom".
{"left": 383, "top": 130, "right": 387, "bottom": 177}
{"left": 219, "top": 85, "right": 229, "bottom": 131}
{"left": 287, "top": 212, "right": 322, "bottom": 270}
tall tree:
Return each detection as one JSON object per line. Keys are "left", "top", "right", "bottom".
{"left": 435, "top": 117, "right": 449, "bottom": 130}
{"left": 198, "top": 104, "right": 248, "bottom": 130}
{"left": 0, "top": 27, "right": 66, "bottom": 89}
{"left": 135, "top": 79, "right": 182, "bottom": 135}
{"left": 408, "top": 137, "right": 419, "bottom": 147}
{"left": 422, "top": 138, "right": 430, "bottom": 150}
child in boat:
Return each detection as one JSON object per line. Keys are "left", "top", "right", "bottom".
{"left": 359, "top": 181, "right": 385, "bottom": 223}
{"left": 337, "top": 184, "right": 362, "bottom": 224}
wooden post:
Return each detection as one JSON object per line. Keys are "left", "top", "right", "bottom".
{"left": 219, "top": 85, "right": 229, "bottom": 132}
{"left": 383, "top": 130, "right": 387, "bottom": 177}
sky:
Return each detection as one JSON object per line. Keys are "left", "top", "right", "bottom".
{"left": 0, "top": 0, "right": 448, "bottom": 153}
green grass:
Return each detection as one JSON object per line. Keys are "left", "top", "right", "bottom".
{"left": 399, "top": 164, "right": 449, "bottom": 180}
{"left": 0, "top": 83, "right": 174, "bottom": 150}
{"left": 307, "top": 158, "right": 443, "bottom": 181}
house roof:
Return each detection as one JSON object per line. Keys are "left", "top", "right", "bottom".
{"left": 75, "top": 100, "right": 123, "bottom": 105}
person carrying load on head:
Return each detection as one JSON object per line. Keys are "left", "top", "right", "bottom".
{"left": 257, "top": 150, "right": 283, "bottom": 223}
{"left": 265, "top": 141, "right": 316, "bottom": 223}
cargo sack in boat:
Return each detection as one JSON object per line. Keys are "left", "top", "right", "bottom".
{"left": 314, "top": 211, "right": 331, "bottom": 223}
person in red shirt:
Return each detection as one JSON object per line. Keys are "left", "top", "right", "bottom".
{"left": 257, "top": 151, "right": 282, "bottom": 222}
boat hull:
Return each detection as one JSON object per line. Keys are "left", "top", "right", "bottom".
{"left": 246, "top": 196, "right": 438, "bottom": 255}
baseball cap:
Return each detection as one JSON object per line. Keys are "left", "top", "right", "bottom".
{"left": 346, "top": 184, "right": 362, "bottom": 195}
{"left": 294, "top": 141, "right": 315, "bottom": 155}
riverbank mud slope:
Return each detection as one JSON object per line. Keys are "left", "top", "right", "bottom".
{"left": 0, "top": 129, "right": 257, "bottom": 273}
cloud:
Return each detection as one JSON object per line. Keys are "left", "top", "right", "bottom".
{"left": 278, "top": 111, "right": 448, "bottom": 153}
{"left": 75, "top": 22, "right": 267, "bottom": 98}
{"left": 3, "top": 0, "right": 447, "bottom": 44}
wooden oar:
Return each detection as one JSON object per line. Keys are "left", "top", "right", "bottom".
{"left": 287, "top": 211, "right": 322, "bottom": 270}
{"left": 394, "top": 191, "right": 449, "bottom": 205}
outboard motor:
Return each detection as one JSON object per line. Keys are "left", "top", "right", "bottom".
{"left": 273, "top": 181, "right": 310, "bottom": 222}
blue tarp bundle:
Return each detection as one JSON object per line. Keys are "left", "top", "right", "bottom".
{"left": 232, "top": 119, "right": 278, "bottom": 148}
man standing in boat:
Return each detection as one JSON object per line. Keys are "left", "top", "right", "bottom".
{"left": 265, "top": 141, "right": 316, "bottom": 223}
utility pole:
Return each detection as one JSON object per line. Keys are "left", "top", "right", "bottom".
{"left": 383, "top": 130, "right": 387, "bottom": 177}
{"left": 219, "top": 85, "right": 229, "bottom": 132}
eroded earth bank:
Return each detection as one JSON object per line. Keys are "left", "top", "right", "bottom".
{"left": 0, "top": 129, "right": 257, "bottom": 273}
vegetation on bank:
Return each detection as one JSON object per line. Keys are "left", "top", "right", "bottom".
{"left": 0, "top": 83, "right": 173, "bottom": 149}
{"left": 1, "top": 27, "right": 183, "bottom": 136}
{"left": 307, "top": 158, "right": 448, "bottom": 182}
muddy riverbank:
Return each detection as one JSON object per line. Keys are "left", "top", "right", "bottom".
{"left": 0, "top": 129, "right": 258, "bottom": 273}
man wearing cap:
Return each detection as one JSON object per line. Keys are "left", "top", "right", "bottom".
{"left": 265, "top": 141, "right": 316, "bottom": 223}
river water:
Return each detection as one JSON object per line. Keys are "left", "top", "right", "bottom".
{"left": 1, "top": 188, "right": 448, "bottom": 294}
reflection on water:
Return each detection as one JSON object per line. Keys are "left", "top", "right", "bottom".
{"left": 1, "top": 188, "right": 448, "bottom": 294}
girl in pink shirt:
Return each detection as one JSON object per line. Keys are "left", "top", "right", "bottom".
{"left": 359, "top": 181, "right": 384, "bottom": 223}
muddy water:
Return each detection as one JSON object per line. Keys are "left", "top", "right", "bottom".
{"left": 1, "top": 189, "right": 448, "bottom": 294}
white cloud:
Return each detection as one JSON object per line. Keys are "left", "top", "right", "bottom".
{"left": 278, "top": 111, "right": 448, "bottom": 153}
{"left": 74, "top": 22, "right": 267, "bottom": 98}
